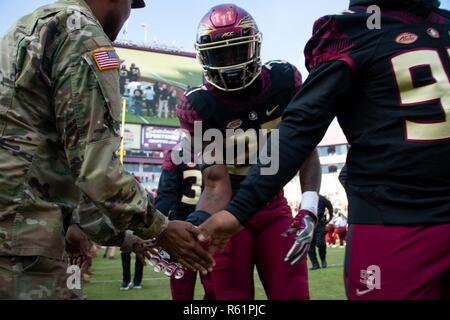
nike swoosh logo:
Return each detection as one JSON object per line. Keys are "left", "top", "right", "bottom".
{"left": 355, "top": 288, "right": 374, "bottom": 296}
{"left": 266, "top": 105, "right": 279, "bottom": 117}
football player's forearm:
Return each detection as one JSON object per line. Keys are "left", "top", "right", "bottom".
{"left": 196, "top": 186, "right": 231, "bottom": 214}
{"left": 196, "top": 166, "right": 232, "bottom": 214}
{"left": 226, "top": 62, "right": 353, "bottom": 225}
{"left": 299, "top": 149, "right": 322, "bottom": 193}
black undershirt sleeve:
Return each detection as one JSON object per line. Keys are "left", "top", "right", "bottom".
{"left": 226, "top": 61, "right": 354, "bottom": 225}
{"left": 154, "top": 169, "right": 179, "bottom": 217}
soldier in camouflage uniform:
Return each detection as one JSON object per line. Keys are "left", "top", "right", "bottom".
{"left": 70, "top": 195, "right": 143, "bottom": 259}
{"left": 0, "top": 0, "right": 213, "bottom": 300}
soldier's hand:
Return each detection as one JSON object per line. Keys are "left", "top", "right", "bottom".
{"left": 133, "top": 239, "right": 159, "bottom": 266}
{"left": 65, "top": 224, "right": 93, "bottom": 274}
{"left": 197, "top": 210, "right": 243, "bottom": 255}
{"left": 156, "top": 221, "right": 214, "bottom": 274}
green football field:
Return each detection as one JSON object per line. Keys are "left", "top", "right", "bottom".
{"left": 83, "top": 247, "right": 347, "bottom": 300}
{"left": 125, "top": 113, "right": 180, "bottom": 126}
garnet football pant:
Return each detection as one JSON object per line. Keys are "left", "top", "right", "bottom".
{"left": 335, "top": 227, "right": 347, "bottom": 246}
{"left": 345, "top": 224, "right": 450, "bottom": 300}
{"left": 170, "top": 270, "right": 215, "bottom": 300}
{"left": 211, "top": 192, "right": 309, "bottom": 300}
{"left": 326, "top": 224, "right": 336, "bottom": 245}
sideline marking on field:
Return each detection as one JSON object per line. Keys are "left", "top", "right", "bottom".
{"left": 139, "top": 116, "right": 150, "bottom": 124}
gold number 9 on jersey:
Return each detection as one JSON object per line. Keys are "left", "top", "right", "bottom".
{"left": 391, "top": 49, "right": 450, "bottom": 141}
{"left": 181, "top": 170, "right": 202, "bottom": 205}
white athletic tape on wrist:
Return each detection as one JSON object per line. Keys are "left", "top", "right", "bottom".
{"left": 300, "top": 191, "right": 319, "bottom": 216}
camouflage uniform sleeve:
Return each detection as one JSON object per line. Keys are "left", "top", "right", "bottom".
{"left": 75, "top": 196, "right": 122, "bottom": 246}
{"left": 76, "top": 199, "right": 140, "bottom": 251}
{"left": 52, "top": 12, "right": 168, "bottom": 240}
{"left": 120, "top": 231, "right": 140, "bottom": 253}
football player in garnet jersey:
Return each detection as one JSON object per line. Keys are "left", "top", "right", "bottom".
{"left": 177, "top": 4, "right": 322, "bottom": 300}
{"left": 154, "top": 150, "right": 215, "bottom": 300}
{"left": 200, "top": 0, "right": 450, "bottom": 300}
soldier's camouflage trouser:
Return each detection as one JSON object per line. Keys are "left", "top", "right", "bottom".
{"left": 0, "top": 256, "right": 82, "bottom": 300}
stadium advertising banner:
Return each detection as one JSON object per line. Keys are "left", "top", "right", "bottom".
{"left": 123, "top": 124, "right": 141, "bottom": 150}
{"left": 141, "top": 126, "right": 182, "bottom": 151}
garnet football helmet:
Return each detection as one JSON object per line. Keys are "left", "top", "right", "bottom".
{"left": 195, "top": 4, "right": 263, "bottom": 91}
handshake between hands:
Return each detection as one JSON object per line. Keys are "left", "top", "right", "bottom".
{"left": 66, "top": 204, "right": 317, "bottom": 281}
{"left": 151, "top": 205, "right": 318, "bottom": 279}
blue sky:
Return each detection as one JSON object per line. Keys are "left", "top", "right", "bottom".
{"left": 1, "top": 0, "right": 449, "bottom": 76}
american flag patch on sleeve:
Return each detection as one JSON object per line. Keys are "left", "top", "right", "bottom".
{"left": 92, "top": 49, "right": 120, "bottom": 71}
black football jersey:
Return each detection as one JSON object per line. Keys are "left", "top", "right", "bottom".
{"left": 177, "top": 61, "right": 302, "bottom": 192}
{"left": 154, "top": 151, "right": 202, "bottom": 221}
{"left": 226, "top": 4, "right": 450, "bottom": 226}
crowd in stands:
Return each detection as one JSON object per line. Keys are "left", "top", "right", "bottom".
{"left": 119, "top": 63, "right": 180, "bottom": 119}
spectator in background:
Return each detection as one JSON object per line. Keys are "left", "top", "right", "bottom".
{"left": 158, "top": 84, "right": 170, "bottom": 119}
{"left": 144, "top": 85, "right": 156, "bottom": 117}
{"left": 120, "top": 191, "right": 156, "bottom": 291}
{"left": 103, "top": 247, "right": 116, "bottom": 260}
{"left": 326, "top": 214, "right": 337, "bottom": 248}
{"left": 308, "top": 195, "right": 333, "bottom": 270}
{"left": 129, "top": 63, "right": 141, "bottom": 82}
{"left": 168, "top": 89, "right": 178, "bottom": 118}
{"left": 120, "top": 242, "right": 144, "bottom": 291}
{"left": 334, "top": 212, "right": 348, "bottom": 248}
{"left": 119, "top": 65, "right": 130, "bottom": 96}
{"left": 154, "top": 82, "right": 161, "bottom": 112}
{"left": 133, "top": 86, "right": 144, "bottom": 116}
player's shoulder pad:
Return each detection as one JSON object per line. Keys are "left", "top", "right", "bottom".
{"left": 178, "top": 86, "right": 204, "bottom": 115}
{"left": 264, "top": 60, "right": 295, "bottom": 75}
{"left": 179, "top": 85, "right": 215, "bottom": 120}
{"left": 435, "top": 7, "right": 450, "bottom": 20}
{"left": 184, "top": 85, "right": 208, "bottom": 100}
{"left": 304, "top": 9, "right": 366, "bottom": 72}
{"left": 161, "top": 150, "right": 177, "bottom": 171}
{"left": 264, "top": 60, "right": 302, "bottom": 91}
